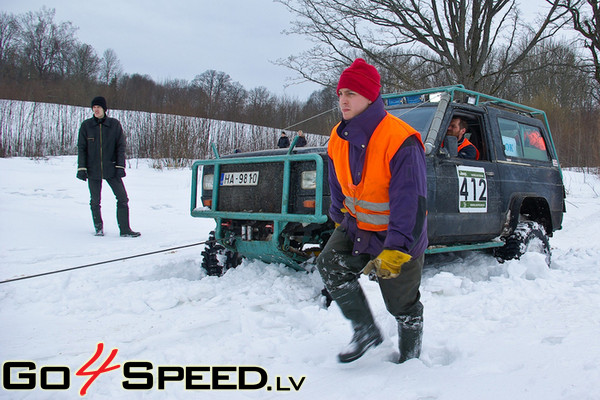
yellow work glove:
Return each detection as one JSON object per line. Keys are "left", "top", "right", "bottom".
{"left": 334, "top": 208, "right": 347, "bottom": 228}
{"left": 363, "top": 249, "right": 411, "bottom": 279}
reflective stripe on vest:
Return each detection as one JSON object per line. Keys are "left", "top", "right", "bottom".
{"left": 344, "top": 197, "right": 391, "bottom": 226}
{"left": 328, "top": 112, "right": 424, "bottom": 231}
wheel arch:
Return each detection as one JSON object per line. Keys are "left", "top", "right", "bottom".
{"left": 507, "top": 195, "right": 553, "bottom": 236}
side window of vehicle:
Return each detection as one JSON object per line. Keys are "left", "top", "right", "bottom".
{"left": 521, "top": 124, "right": 549, "bottom": 161}
{"left": 447, "top": 112, "right": 486, "bottom": 161}
{"left": 498, "top": 117, "right": 550, "bottom": 162}
{"left": 464, "top": 114, "right": 486, "bottom": 161}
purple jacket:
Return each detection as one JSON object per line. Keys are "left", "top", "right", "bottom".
{"left": 328, "top": 96, "right": 428, "bottom": 258}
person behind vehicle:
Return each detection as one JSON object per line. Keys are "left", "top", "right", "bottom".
{"left": 76, "top": 96, "right": 140, "bottom": 238}
{"left": 316, "top": 58, "right": 428, "bottom": 364}
{"left": 446, "top": 116, "right": 479, "bottom": 160}
{"left": 524, "top": 129, "right": 547, "bottom": 151}
{"left": 296, "top": 130, "right": 307, "bottom": 147}
{"left": 277, "top": 131, "right": 290, "bottom": 148}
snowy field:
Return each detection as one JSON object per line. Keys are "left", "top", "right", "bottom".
{"left": 1, "top": 156, "right": 599, "bottom": 400}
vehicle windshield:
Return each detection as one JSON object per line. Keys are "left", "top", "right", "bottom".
{"left": 386, "top": 105, "right": 437, "bottom": 138}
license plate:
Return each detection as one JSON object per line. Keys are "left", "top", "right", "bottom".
{"left": 220, "top": 171, "right": 259, "bottom": 186}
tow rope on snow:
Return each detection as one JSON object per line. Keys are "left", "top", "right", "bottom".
{"left": 0, "top": 241, "right": 215, "bottom": 285}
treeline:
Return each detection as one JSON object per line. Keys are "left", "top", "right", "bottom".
{"left": 0, "top": 7, "right": 339, "bottom": 136}
{"left": 0, "top": 99, "right": 328, "bottom": 163}
{"left": 0, "top": 7, "right": 599, "bottom": 168}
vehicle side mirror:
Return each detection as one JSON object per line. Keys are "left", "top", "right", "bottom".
{"left": 442, "top": 136, "right": 458, "bottom": 158}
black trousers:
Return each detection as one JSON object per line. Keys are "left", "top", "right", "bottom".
{"left": 88, "top": 177, "right": 129, "bottom": 218}
{"left": 317, "top": 226, "right": 424, "bottom": 318}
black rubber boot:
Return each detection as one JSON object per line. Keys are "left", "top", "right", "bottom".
{"left": 117, "top": 207, "right": 140, "bottom": 237}
{"left": 397, "top": 313, "right": 423, "bottom": 363}
{"left": 338, "top": 323, "right": 383, "bottom": 363}
{"left": 333, "top": 280, "right": 383, "bottom": 363}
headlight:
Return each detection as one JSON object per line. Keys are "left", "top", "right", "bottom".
{"left": 301, "top": 170, "right": 317, "bottom": 190}
{"left": 202, "top": 174, "right": 214, "bottom": 190}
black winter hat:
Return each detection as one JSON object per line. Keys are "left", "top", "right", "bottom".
{"left": 91, "top": 96, "right": 107, "bottom": 112}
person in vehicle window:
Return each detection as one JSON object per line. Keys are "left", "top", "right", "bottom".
{"left": 316, "top": 58, "right": 428, "bottom": 364}
{"left": 524, "top": 130, "right": 547, "bottom": 151}
{"left": 446, "top": 116, "right": 479, "bottom": 159}
{"left": 76, "top": 96, "right": 140, "bottom": 238}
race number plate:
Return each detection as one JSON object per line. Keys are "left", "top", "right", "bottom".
{"left": 456, "top": 166, "right": 487, "bottom": 213}
{"left": 220, "top": 171, "right": 259, "bottom": 186}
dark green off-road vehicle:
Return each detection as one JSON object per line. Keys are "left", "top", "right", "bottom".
{"left": 191, "top": 85, "right": 565, "bottom": 275}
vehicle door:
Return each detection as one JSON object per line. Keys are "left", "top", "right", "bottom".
{"left": 427, "top": 108, "right": 503, "bottom": 245}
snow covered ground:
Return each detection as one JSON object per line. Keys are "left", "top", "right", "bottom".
{"left": 1, "top": 156, "right": 599, "bottom": 400}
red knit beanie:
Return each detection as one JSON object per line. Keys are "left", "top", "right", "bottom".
{"left": 336, "top": 58, "right": 381, "bottom": 102}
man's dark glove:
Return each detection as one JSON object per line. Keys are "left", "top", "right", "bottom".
{"left": 76, "top": 170, "right": 87, "bottom": 181}
{"left": 115, "top": 168, "right": 126, "bottom": 178}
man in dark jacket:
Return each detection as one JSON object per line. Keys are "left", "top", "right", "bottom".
{"left": 277, "top": 131, "right": 290, "bottom": 148}
{"left": 77, "top": 96, "right": 140, "bottom": 237}
{"left": 446, "top": 116, "right": 479, "bottom": 159}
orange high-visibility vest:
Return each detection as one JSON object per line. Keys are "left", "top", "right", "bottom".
{"left": 458, "top": 137, "right": 480, "bottom": 160}
{"left": 328, "top": 113, "right": 424, "bottom": 231}
{"left": 524, "top": 130, "right": 546, "bottom": 150}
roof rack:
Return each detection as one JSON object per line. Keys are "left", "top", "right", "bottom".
{"left": 382, "top": 85, "right": 546, "bottom": 118}
{"left": 382, "top": 85, "right": 559, "bottom": 175}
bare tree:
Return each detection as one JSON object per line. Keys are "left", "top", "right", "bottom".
{"left": 18, "top": 7, "right": 78, "bottom": 79}
{"left": 192, "top": 70, "right": 239, "bottom": 119}
{"left": 277, "top": 0, "right": 570, "bottom": 93}
{"left": 564, "top": 0, "right": 600, "bottom": 85}
{"left": 118, "top": 73, "right": 158, "bottom": 110}
{"left": 99, "top": 48, "right": 122, "bottom": 85}
{"left": 296, "top": 87, "right": 339, "bottom": 135}
{"left": 69, "top": 43, "right": 99, "bottom": 81}
{"left": 245, "top": 86, "right": 277, "bottom": 125}
{"left": 499, "top": 39, "right": 591, "bottom": 103}
{"left": 221, "top": 81, "right": 248, "bottom": 121}
{"left": 0, "top": 12, "right": 20, "bottom": 73}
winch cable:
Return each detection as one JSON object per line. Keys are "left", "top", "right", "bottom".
{"left": 282, "top": 106, "right": 338, "bottom": 132}
{"left": 4, "top": 99, "right": 434, "bottom": 285}
{"left": 0, "top": 240, "right": 217, "bottom": 285}
{"left": 281, "top": 96, "right": 433, "bottom": 139}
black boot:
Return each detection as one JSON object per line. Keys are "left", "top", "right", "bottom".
{"left": 397, "top": 314, "right": 423, "bottom": 363}
{"left": 332, "top": 280, "right": 383, "bottom": 363}
{"left": 94, "top": 224, "right": 104, "bottom": 236}
{"left": 117, "top": 207, "right": 140, "bottom": 237}
{"left": 338, "top": 323, "right": 383, "bottom": 363}
{"left": 92, "top": 208, "right": 103, "bottom": 236}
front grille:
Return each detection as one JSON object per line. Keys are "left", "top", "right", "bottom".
{"left": 217, "top": 162, "right": 283, "bottom": 213}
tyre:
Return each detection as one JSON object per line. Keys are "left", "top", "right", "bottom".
{"left": 201, "top": 231, "right": 242, "bottom": 276}
{"left": 494, "top": 221, "right": 551, "bottom": 265}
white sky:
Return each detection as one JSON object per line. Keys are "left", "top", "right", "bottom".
{"left": 1, "top": 0, "right": 323, "bottom": 100}
{"left": 2, "top": 1, "right": 576, "bottom": 101}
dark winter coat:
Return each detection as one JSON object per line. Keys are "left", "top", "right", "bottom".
{"left": 77, "top": 116, "right": 126, "bottom": 180}
{"left": 457, "top": 137, "right": 479, "bottom": 160}
{"left": 296, "top": 136, "right": 307, "bottom": 147}
{"left": 277, "top": 136, "right": 290, "bottom": 148}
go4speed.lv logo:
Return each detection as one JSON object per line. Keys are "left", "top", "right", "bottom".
{"left": 2, "top": 343, "right": 306, "bottom": 396}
